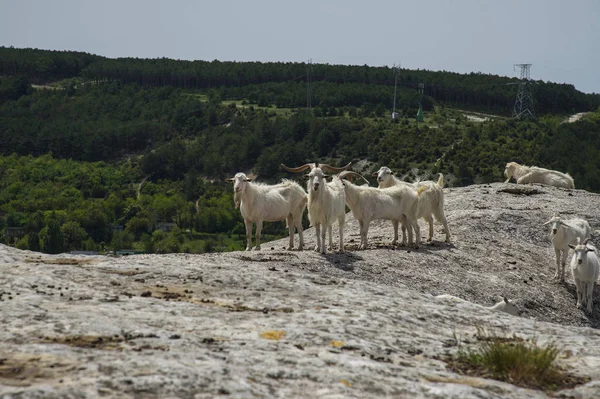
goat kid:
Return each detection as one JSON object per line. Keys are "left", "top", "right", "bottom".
{"left": 569, "top": 238, "right": 599, "bottom": 314}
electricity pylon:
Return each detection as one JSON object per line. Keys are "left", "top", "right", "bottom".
{"left": 512, "top": 64, "right": 535, "bottom": 119}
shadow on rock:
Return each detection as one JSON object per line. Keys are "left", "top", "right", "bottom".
{"left": 322, "top": 251, "right": 364, "bottom": 272}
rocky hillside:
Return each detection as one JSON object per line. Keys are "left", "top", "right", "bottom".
{"left": 2, "top": 182, "right": 600, "bottom": 398}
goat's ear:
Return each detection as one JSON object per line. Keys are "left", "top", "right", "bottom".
{"left": 568, "top": 244, "right": 576, "bottom": 249}
{"left": 586, "top": 247, "right": 596, "bottom": 252}
{"left": 390, "top": 171, "right": 395, "bottom": 175}
{"left": 503, "top": 296, "right": 509, "bottom": 304}
{"left": 303, "top": 174, "right": 310, "bottom": 180}
{"left": 371, "top": 172, "right": 378, "bottom": 177}
{"left": 226, "top": 178, "right": 235, "bottom": 182}
{"left": 245, "top": 178, "right": 253, "bottom": 182}
{"left": 323, "top": 174, "right": 329, "bottom": 179}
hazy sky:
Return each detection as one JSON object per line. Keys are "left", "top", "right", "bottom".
{"left": 2, "top": 0, "right": 599, "bottom": 93}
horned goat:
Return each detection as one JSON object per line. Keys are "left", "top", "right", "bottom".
{"left": 280, "top": 162, "right": 351, "bottom": 254}
{"left": 373, "top": 166, "right": 450, "bottom": 243}
{"left": 227, "top": 173, "right": 307, "bottom": 251}
{"left": 434, "top": 295, "right": 521, "bottom": 316}
{"left": 569, "top": 238, "right": 599, "bottom": 314}
{"left": 339, "top": 171, "right": 421, "bottom": 249}
{"left": 544, "top": 212, "right": 591, "bottom": 282}
{"left": 504, "top": 162, "right": 574, "bottom": 189}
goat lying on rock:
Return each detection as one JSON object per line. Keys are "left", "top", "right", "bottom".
{"left": 504, "top": 161, "right": 574, "bottom": 189}
{"left": 434, "top": 295, "right": 521, "bottom": 316}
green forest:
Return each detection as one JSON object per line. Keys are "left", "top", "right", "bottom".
{"left": 1, "top": 46, "right": 600, "bottom": 255}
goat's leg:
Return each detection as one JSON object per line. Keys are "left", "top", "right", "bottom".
{"left": 436, "top": 210, "right": 451, "bottom": 243}
{"left": 327, "top": 224, "right": 333, "bottom": 251}
{"left": 338, "top": 216, "right": 345, "bottom": 253}
{"left": 409, "top": 217, "right": 421, "bottom": 249}
{"left": 516, "top": 172, "right": 535, "bottom": 185}
{"left": 320, "top": 224, "right": 328, "bottom": 254}
{"left": 295, "top": 214, "right": 304, "bottom": 250}
{"left": 401, "top": 215, "right": 408, "bottom": 246}
{"left": 287, "top": 215, "right": 294, "bottom": 250}
{"left": 244, "top": 219, "right": 253, "bottom": 251}
{"left": 314, "top": 224, "right": 322, "bottom": 253}
{"left": 552, "top": 248, "right": 561, "bottom": 280}
{"left": 406, "top": 219, "right": 414, "bottom": 247}
{"left": 360, "top": 219, "right": 371, "bottom": 250}
{"left": 560, "top": 250, "right": 569, "bottom": 282}
{"left": 254, "top": 220, "right": 263, "bottom": 250}
{"left": 392, "top": 220, "right": 399, "bottom": 245}
{"left": 586, "top": 281, "right": 594, "bottom": 314}
{"left": 575, "top": 278, "right": 583, "bottom": 309}
{"left": 426, "top": 215, "right": 434, "bottom": 242}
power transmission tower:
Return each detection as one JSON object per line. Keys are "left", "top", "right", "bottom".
{"left": 306, "top": 58, "right": 313, "bottom": 109}
{"left": 416, "top": 83, "right": 424, "bottom": 123}
{"left": 391, "top": 63, "right": 400, "bottom": 119}
{"left": 512, "top": 64, "right": 535, "bottom": 119}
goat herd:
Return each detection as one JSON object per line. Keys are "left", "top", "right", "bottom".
{"left": 227, "top": 161, "right": 598, "bottom": 315}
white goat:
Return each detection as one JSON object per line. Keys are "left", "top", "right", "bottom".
{"left": 504, "top": 161, "right": 574, "bottom": 189}
{"left": 373, "top": 166, "right": 451, "bottom": 244}
{"left": 339, "top": 171, "right": 421, "bottom": 249}
{"left": 280, "top": 162, "right": 351, "bottom": 254}
{"left": 569, "top": 238, "right": 599, "bottom": 314}
{"left": 227, "top": 173, "right": 307, "bottom": 251}
{"left": 434, "top": 295, "right": 521, "bottom": 316}
{"left": 544, "top": 212, "right": 591, "bottom": 282}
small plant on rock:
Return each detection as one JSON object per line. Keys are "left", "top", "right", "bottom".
{"left": 447, "top": 327, "right": 587, "bottom": 392}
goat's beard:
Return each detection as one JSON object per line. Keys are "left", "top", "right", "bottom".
{"left": 234, "top": 191, "right": 242, "bottom": 209}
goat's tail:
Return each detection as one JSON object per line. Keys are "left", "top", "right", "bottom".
{"left": 437, "top": 173, "right": 444, "bottom": 188}
{"left": 416, "top": 185, "right": 429, "bottom": 196}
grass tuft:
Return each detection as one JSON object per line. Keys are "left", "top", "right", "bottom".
{"left": 446, "top": 327, "right": 588, "bottom": 392}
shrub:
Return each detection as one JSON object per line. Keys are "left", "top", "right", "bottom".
{"left": 447, "top": 327, "right": 587, "bottom": 392}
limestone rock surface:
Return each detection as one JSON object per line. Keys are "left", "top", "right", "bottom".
{"left": 2, "top": 182, "right": 600, "bottom": 398}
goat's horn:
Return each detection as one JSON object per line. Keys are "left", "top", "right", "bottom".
{"left": 319, "top": 162, "right": 352, "bottom": 174}
{"left": 583, "top": 238, "right": 591, "bottom": 246}
{"left": 543, "top": 220, "right": 552, "bottom": 225}
{"left": 338, "top": 171, "right": 370, "bottom": 185}
{"left": 280, "top": 163, "right": 314, "bottom": 173}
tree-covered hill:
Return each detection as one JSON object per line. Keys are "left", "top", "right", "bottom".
{"left": 2, "top": 46, "right": 599, "bottom": 115}
{"left": 1, "top": 46, "right": 600, "bottom": 255}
